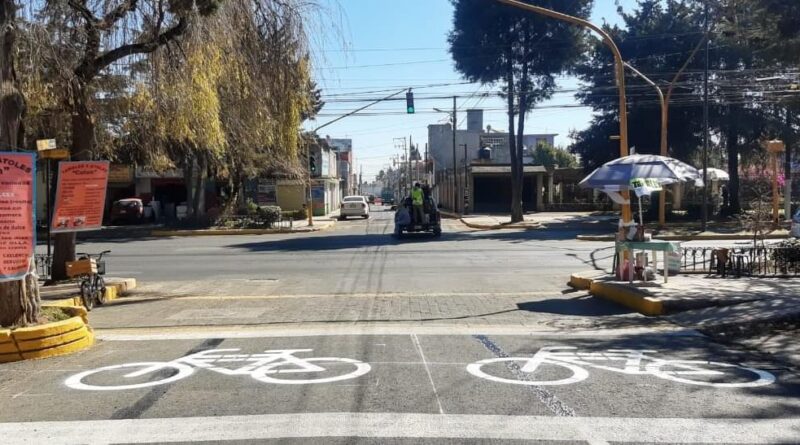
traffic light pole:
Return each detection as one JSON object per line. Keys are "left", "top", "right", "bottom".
{"left": 452, "top": 96, "right": 458, "bottom": 214}
{"left": 313, "top": 88, "right": 408, "bottom": 133}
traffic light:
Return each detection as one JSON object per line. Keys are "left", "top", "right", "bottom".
{"left": 406, "top": 90, "right": 414, "bottom": 114}
{"left": 309, "top": 155, "right": 317, "bottom": 174}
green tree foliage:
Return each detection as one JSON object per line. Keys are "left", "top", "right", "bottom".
{"left": 570, "top": 0, "right": 707, "bottom": 171}
{"left": 570, "top": 0, "right": 800, "bottom": 215}
{"left": 531, "top": 143, "right": 578, "bottom": 168}
{"left": 449, "top": 0, "right": 592, "bottom": 221}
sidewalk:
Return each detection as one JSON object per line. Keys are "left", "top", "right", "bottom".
{"left": 150, "top": 214, "right": 337, "bottom": 237}
{"left": 577, "top": 221, "right": 790, "bottom": 241}
{"left": 443, "top": 211, "right": 616, "bottom": 231}
{"left": 570, "top": 271, "right": 800, "bottom": 367}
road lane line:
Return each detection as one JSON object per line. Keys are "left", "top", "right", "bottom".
{"left": 96, "top": 325, "right": 699, "bottom": 340}
{"left": 2, "top": 413, "right": 798, "bottom": 444}
{"left": 411, "top": 333, "right": 445, "bottom": 414}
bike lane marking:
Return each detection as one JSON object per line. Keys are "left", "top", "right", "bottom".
{"left": 2, "top": 413, "right": 800, "bottom": 444}
{"left": 472, "top": 335, "right": 576, "bottom": 417}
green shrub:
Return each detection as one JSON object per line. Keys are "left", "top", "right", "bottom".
{"left": 257, "top": 205, "right": 282, "bottom": 224}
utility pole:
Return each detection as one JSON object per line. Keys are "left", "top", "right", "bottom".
{"left": 409, "top": 134, "right": 414, "bottom": 187}
{"left": 702, "top": 1, "right": 710, "bottom": 231}
{"left": 462, "top": 144, "right": 469, "bottom": 214}
{"left": 452, "top": 96, "right": 458, "bottom": 213}
{"left": 359, "top": 165, "right": 363, "bottom": 195}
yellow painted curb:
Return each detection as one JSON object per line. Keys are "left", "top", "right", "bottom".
{"left": 43, "top": 278, "right": 136, "bottom": 308}
{"left": 0, "top": 329, "right": 21, "bottom": 361}
{"left": 589, "top": 281, "right": 664, "bottom": 316}
{"left": 568, "top": 274, "right": 594, "bottom": 290}
{"left": 12, "top": 316, "right": 85, "bottom": 341}
{"left": 1, "top": 308, "right": 94, "bottom": 363}
{"left": 45, "top": 296, "right": 83, "bottom": 307}
{"left": 20, "top": 331, "right": 94, "bottom": 360}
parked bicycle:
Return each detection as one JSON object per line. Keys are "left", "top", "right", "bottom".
{"left": 65, "top": 348, "right": 372, "bottom": 391}
{"left": 467, "top": 346, "right": 775, "bottom": 388}
{"left": 66, "top": 250, "right": 111, "bottom": 311}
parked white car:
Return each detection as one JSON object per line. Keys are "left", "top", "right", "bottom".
{"left": 340, "top": 196, "right": 370, "bottom": 220}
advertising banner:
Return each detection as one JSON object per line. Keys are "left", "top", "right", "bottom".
{"left": 0, "top": 152, "right": 36, "bottom": 281}
{"left": 52, "top": 161, "right": 109, "bottom": 233}
{"left": 629, "top": 177, "right": 663, "bottom": 198}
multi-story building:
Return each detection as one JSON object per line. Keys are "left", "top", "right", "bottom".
{"left": 428, "top": 108, "right": 566, "bottom": 214}
{"left": 328, "top": 138, "right": 358, "bottom": 197}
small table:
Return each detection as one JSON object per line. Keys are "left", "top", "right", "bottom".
{"left": 616, "top": 240, "right": 679, "bottom": 284}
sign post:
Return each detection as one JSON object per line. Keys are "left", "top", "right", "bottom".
{"left": 764, "top": 140, "right": 785, "bottom": 225}
{"left": 0, "top": 152, "right": 36, "bottom": 282}
{"left": 36, "top": 138, "right": 68, "bottom": 256}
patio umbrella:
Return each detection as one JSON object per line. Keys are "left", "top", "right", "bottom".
{"left": 580, "top": 154, "right": 704, "bottom": 228}
{"left": 579, "top": 154, "right": 703, "bottom": 191}
{"left": 702, "top": 168, "right": 730, "bottom": 181}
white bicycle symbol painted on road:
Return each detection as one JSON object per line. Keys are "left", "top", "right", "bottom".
{"left": 467, "top": 347, "right": 775, "bottom": 388}
{"left": 65, "top": 349, "right": 371, "bottom": 391}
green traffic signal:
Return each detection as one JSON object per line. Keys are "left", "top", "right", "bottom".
{"left": 406, "top": 91, "right": 414, "bottom": 114}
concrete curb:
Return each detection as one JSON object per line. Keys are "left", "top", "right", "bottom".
{"left": 577, "top": 233, "right": 790, "bottom": 242}
{"left": 440, "top": 212, "right": 541, "bottom": 230}
{"left": 568, "top": 273, "right": 594, "bottom": 291}
{"left": 589, "top": 281, "right": 664, "bottom": 316}
{"left": 569, "top": 272, "right": 664, "bottom": 316}
{"left": 0, "top": 306, "right": 93, "bottom": 363}
{"left": 45, "top": 278, "right": 137, "bottom": 308}
{"left": 460, "top": 219, "right": 542, "bottom": 231}
{"left": 151, "top": 223, "right": 335, "bottom": 237}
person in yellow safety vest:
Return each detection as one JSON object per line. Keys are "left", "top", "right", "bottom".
{"left": 410, "top": 182, "right": 424, "bottom": 225}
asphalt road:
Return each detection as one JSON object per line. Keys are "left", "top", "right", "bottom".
{"left": 9, "top": 206, "right": 798, "bottom": 443}
{"left": 2, "top": 329, "right": 799, "bottom": 443}
{"left": 50, "top": 205, "right": 619, "bottom": 296}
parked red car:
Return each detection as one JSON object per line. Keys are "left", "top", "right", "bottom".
{"left": 110, "top": 198, "right": 144, "bottom": 225}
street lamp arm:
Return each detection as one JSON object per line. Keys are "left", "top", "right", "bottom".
{"left": 624, "top": 62, "right": 666, "bottom": 153}
{"left": 625, "top": 62, "right": 669, "bottom": 227}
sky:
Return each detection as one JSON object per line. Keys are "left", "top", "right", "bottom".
{"left": 306, "top": 0, "right": 636, "bottom": 181}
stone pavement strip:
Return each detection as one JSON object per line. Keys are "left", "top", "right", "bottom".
{"left": 572, "top": 272, "right": 800, "bottom": 314}
{"left": 570, "top": 270, "right": 800, "bottom": 367}
{"left": 86, "top": 290, "right": 672, "bottom": 333}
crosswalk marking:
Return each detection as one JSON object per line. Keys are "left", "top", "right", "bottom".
{"left": 2, "top": 413, "right": 798, "bottom": 444}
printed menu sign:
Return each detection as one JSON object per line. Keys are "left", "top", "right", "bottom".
{"left": 0, "top": 152, "right": 35, "bottom": 281}
{"left": 51, "top": 161, "right": 109, "bottom": 233}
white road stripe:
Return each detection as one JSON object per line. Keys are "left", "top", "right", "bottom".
{"left": 95, "top": 325, "right": 699, "bottom": 341}
{"left": 412, "top": 333, "right": 445, "bottom": 414}
{"left": 2, "top": 413, "right": 798, "bottom": 444}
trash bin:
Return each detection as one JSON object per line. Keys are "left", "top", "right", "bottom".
{"left": 792, "top": 209, "right": 800, "bottom": 238}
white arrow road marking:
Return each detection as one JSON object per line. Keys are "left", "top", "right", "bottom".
{"left": 1, "top": 413, "right": 799, "bottom": 444}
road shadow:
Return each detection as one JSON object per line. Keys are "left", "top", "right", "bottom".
{"left": 228, "top": 228, "right": 611, "bottom": 252}
{"left": 517, "top": 294, "right": 634, "bottom": 316}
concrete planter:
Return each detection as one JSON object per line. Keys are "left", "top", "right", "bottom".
{"left": 0, "top": 306, "right": 93, "bottom": 363}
